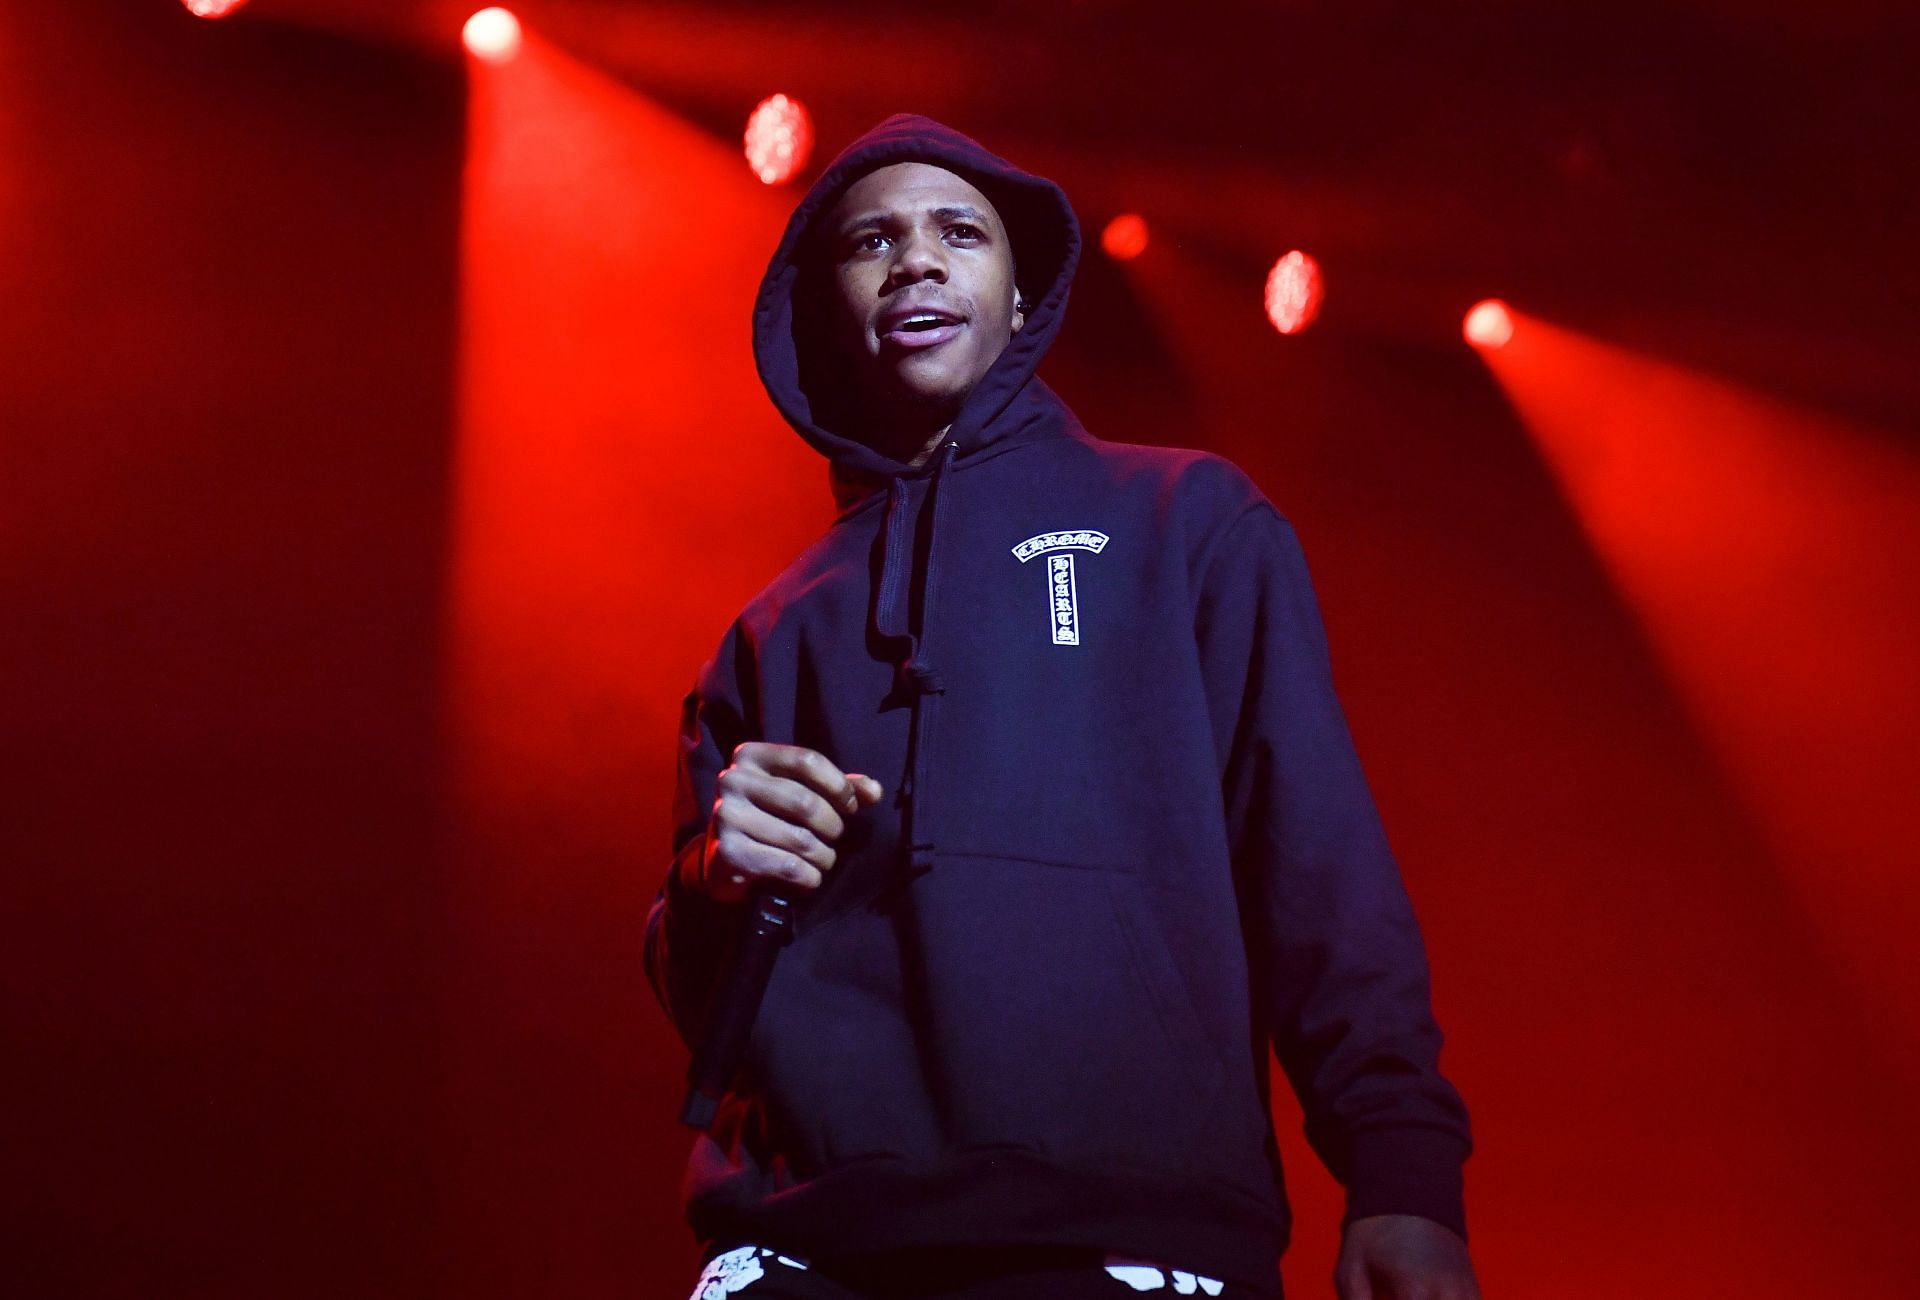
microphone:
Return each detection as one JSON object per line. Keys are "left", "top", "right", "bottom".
{"left": 678, "top": 883, "right": 798, "bottom": 1128}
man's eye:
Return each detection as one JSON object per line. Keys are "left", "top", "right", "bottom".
{"left": 855, "top": 232, "right": 888, "bottom": 252}
{"left": 948, "top": 224, "right": 981, "bottom": 239}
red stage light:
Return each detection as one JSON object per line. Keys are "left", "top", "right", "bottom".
{"left": 1263, "top": 250, "right": 1323, "bottom": 335}
{"left": 744, "top": 95, "right": 813, "bottom": 186}
{"left": 463, "top": 8, "right": 523, "bottom": 65}
{"left": 181, "top": 0, "right": 249, "bottom": 17}
{"left": 1464, "top": 299, "right": 1514, "bottom": 349}
{"left": 1101, "top": 214, "right": 1149, "bottom": 261}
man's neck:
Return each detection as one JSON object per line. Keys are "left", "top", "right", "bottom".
{"left": 906, "top": 424, "right": 953, "bottom": 469}
{"left": 853, "top": 388, "right": 959, "bottom": 468}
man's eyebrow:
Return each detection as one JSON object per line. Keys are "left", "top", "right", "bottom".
{"left": 836, "top": 204, "right": 995, "bottom": 235}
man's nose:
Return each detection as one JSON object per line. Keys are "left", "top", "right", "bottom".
{"left": 885, "top": 230, "right": 946, "bottom": 287}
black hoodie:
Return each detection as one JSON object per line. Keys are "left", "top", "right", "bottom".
{"left": 644, "top": 114, "right": 1472, "bottom": 1295}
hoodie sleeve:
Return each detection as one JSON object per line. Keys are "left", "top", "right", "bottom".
{"left": 1194, "top": 501, "right": 1474, "bottom": 1242}
{"left": 643, "top": 623, "right": 756, "bottom": 1055}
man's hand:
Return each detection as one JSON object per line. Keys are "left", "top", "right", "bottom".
{"left": 692, "top": 742, "right": 885, "bottom": 904}
{"left": 1335, "top": 1215, "right": 1481, "bottom": 1300}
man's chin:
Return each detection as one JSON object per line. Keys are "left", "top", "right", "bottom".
{"left": 868, "top": 375, "right": 970, "bottom": 424}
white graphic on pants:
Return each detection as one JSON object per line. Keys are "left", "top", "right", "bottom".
{"left": 689, "top": 1245, "right": 809, "bottom": 1299}
{"left": 1102, "top": 1252, "right": 1227, "bottom": 1294}
{"left": 692, "top": 1242, "right": 1224, "bottom": 1296}
{"left": 1011, "top": 528, "right": 1109, "bottom": 647}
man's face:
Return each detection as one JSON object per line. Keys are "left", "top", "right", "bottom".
{"left": 821, "top": 161, "right": 1026, "bottom": 429}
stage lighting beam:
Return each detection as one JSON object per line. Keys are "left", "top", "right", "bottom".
{"left": 464, "top": 8, "right": 523, "bottom": 65}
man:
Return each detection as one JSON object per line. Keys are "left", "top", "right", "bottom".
{"left": 646, "top": 113, "right": 1480, "bottom": 1300}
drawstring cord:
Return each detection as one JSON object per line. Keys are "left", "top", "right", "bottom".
{"left": 872, "top": 438, "right": 958, "bottom": 879}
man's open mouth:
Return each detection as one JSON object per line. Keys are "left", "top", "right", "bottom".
{"left": 879, "top": 312, "right": 966, "bottom": 349}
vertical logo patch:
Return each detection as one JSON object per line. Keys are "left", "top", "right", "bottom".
{"left": 1011, "top": 529, "right": 1109, "bottom": 647}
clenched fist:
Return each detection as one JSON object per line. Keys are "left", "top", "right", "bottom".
{"left": 690, "top": 742, "right": 885, "bottom": 904}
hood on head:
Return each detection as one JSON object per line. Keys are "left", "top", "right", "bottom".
{"left": 751, "top": 113, "right": 1082, "bottom": 492}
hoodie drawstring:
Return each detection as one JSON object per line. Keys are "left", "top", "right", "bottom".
{"left": 872, "top": 438, "right": 958, "bottom": 879}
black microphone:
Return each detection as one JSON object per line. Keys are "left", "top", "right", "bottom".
{"left": 678, "top": 884, "right": 797, "bottom": 1129}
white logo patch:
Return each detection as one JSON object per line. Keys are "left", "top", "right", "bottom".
{"left": 1012, "top": 529, "right": 1109, "bottom": 646}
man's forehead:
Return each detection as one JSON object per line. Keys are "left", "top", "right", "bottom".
{"left": 827, "top": 161, "right": 1001, "bottom": 231}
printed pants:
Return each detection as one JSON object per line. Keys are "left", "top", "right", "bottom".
{"left": 688, "top": 1242, "right": 1277, "bottom": 1300}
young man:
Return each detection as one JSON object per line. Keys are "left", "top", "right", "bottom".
{"left": 647, "top": 114, "right": 1480, "bottom": 1300}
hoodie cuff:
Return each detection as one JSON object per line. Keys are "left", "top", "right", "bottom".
{"left": 1340, "top": 1127, "right": 1471, "bottom": 1244}
{"left": 666, "top": 831, "right": 736, "bottom": 920}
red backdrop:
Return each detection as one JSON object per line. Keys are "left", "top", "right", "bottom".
{"left": 5, "top": 3, "right": 1915, "bottom": 1297}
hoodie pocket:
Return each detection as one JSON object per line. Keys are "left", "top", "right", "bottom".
{"left": 1102, "top": 871, "right": 1227, "bottom": 1096}
{"left": 906, "top": 853, "right": 1228, "bottom": 1173}
{"left": 745, "top": 905, "right": 947, "bottom": 1176}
